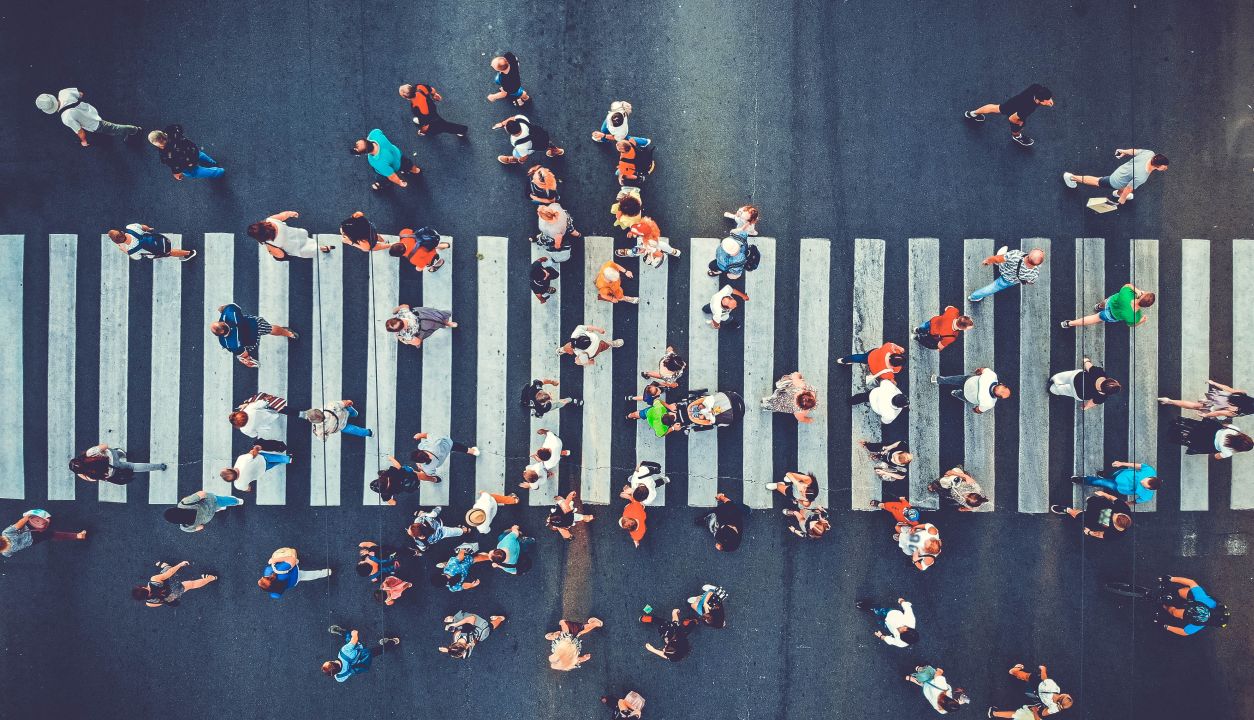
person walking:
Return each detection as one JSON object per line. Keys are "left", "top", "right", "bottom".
{"left": 623, "top": 461, "right": 670, "bottom": 506}
{"left": 488, "top": 524, "right": 534, "bottom": 575}
{"left": 1049, "top": 491, "right": 1132, "bottom": 540}
{"left": 528, "top": 164, "right": 561, "bottom": 204}
{"left": 162, "top": 490, "right": 243, "bottom": 533}
{"left": 389, "top": 226, "right": 450, "bottom": 273}
{"left": 968, "top": 246, "right": 1045, "bottom": 302}
{"left": 1159, "top": 379, "right": 1254, "bottom": 419}
{"left": 836, "top": 341, "right": 906, "bottom": 382}
{"left": 687, "top": 584, "right": 729, "bottom": 627}
{"left": 695, "top": 492, "right": 749, "bottom": 551}
{"left": 386, "top": 304, "right": 456, "bottom": 348}
{"left": 615, "top": 216, "right": 680, "bottom": 268}
{"left": 438, "top": 542, "right": 488, "bottom": 592}
{"left": 466, "top": 490, "right": 521, "bottom": 535}
{"left": 1167, "top": 417, "right": 1253, "bottom": 460}
{"left": 132, "top": 561, "right": 216, "bottom": 607}
{"left": 521, "top": 378, "right": 581, "bottom": 418}
{"left": 107, "top": 224, "right": 197, "bottom": 261}
{"left": 872, "top": 496, "right": 921, "bottom": 527}
{"left": 616, "top": 137, "right": 655, "bottom": 188}
{"left": 988, "top": 663, "right": 1074, "bottom": 719}
{"left": 487, "top": 52, "right": 529, "bottom": 105}
{"left": 440, "top": 612, "right": 506, "bottom": 659}
{"left": 228, "top": 392, "right": 292, "bottom": 452}
{"left": 493, "top": 114, "right": 563, "bottom": 164}
{"left": 928, "top": 467, "right": 989, "bottom": 511}
{"left": 707, "top": 236, "right": 751, "bottom": 280}
{"left": 410, "top": 431, "right": 480, "bottom": 483}
{"left": 592, "top": 100, "right": 649, "bottom": 145}
{"left": 371, "top": 456, "right": 426, "bottom": 505}
{"left": 302, "top": 399, "right": 373, "bottom": 439}
{"left": 36, "top": 87, "right": 140, "bottom": 147}
{"left": 786, "top": 505, "right": 831, "bottom": 539}
{"left": 248, "top": 211, "right": 334, "bottom": 260}
{"left": 259, "top": 547, "right": 331, "bottom": 599}
{"left": 641, "top": 347, "right": 686, "bottom": 385}
{"left": 964, "top": 83, "right": 1054, "bottom": 146}
{"left": 534, "top": 203, "right": 581, "bottom": 263}
{"left": 521, "top": 428, "right": 568, "bottom": 491}
{"left": 896, "top": 522, "right": 941, "bottom": 571}
{"left": 351, "top": 129, "right": 420, "bottom": 191}
{"left": 1, "top": 510, "right": 87, "bottom": 558}
{"left": 906, "top": 666, "right": 970, "bottom": 714}
{"left": 356, "top": 541, "right": 399, "bottom": 583}
{"left": 1049, "top": 356, "right": 1122, "bottom": 409}
{"left": 601, "top": 691, "right": 646, "bottom": 719}
{"left": 849, "top": 375, "right": 908, "bottom": 424}
{"left": 595, "top": 260, "right": 639, "bottom": 304}
{"left": 530, "top": 255, "right": 561, "bottom": 302}
{"left": 323, "top": 627, "right": 400, "bottom": 682}
{"left": 339, "top": 211, "right": 394, "bottom": 253}
{"left": 703, "top": 285, "right": 750, "bottom": 329}
{"left": 148, "top": 125, "right": 223, "bottom": 180}
{"left": 639, "top": 607, "right": 694, "bottom": 662}
{"left": 558, "top": 323, "right": 624, "bottom": 367}
{"left": 546, "top": 491, "right": 595, "bottom": 540}
{"left": 1063, "top": 148, "right": 1168, "bottom": 205}
{"left": 856, "top": 597, "right": 919, "bottom": 647}
{"left": 547, "top": 617, "right": 604, "bottom": 671}
{"left": 611, "top": 191, "right": 643, "bottom": 229}
{"left": 766, "top": 471, "right": 820, "bottom": 509}
{"left": 1073, "top": 461, "right": 1160, "bottom": 505}
{"left": 220, "top": 445, "right": 292, "bottom": 493}
{"left": 407, "top": 507, "right": 468, "bottom": 556}
{"left": 69, "top": 442, "right": 166, "bottom": 485}
{"left": 618, "top": 487, "right": 648, "bottom": 548}
{"left": 932, "top": 367, "right": 1010, "bottom": 414}
{"left": 399, "top": 83, "right": 467, "bottom": 137}
{"left": 914, "top": 306, "right": 974, "bottom": 351}
{"left": 211, "top": 302, "right": 297, "bottom": 369}
{"left": 859, "top": 440, "right": 913, "bottom": 481}
{"left": 1060, "top": 283, "right": 1155, "bottom": 329}
{"left": 375, "top": 575, "right": 413, "bottom": 606}
{"left": 724, "top": 204, "right": 760, "bottom": 239}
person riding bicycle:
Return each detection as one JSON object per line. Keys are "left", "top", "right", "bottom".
{"left": 1158, "top": 576, "right": 1229, "bottom": 636}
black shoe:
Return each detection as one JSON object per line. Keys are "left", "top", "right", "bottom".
{"left": 964, "top": 111, "right": 986, "bottom": 122}
{"left": 1070, "top": 476, "right": 1084, "bottom": 484}
{"left": 571, "top": 398, "right": 583, "bottom": 407}
{"left": 1012, "top": 134, "right": 1034, "bottom": 147}
{"left": 855, "top": 600, "right": 871, "bottom": 611}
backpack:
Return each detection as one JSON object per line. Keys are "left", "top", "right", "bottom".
{"left": 743, "top": 244, "right": 762, "bottom": 272}
{"left": 124, "top": 228, "right": 172, "bottom": 258}
{"left": 402, "top": 226, "right": 442, "bottom": 254}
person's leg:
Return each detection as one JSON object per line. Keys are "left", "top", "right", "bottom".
{"left": 971, "top": 103, "right": 1001, "bottom": 115}
{"left": 214, "top": 494, "right": 244, "bottom": 509}
{"left": 1061, "top": 313, "right": 1103, "bottom": 328}
{"left": 298, "top": 568, "right": 332, "bottom": 582}
{"left": 838, "top": 352, "right": 870, "bottom": 364}
{"left": 113, "top": 459, "right": 166, "bottom": 473}
{"left": 490, "top": 493, "right": 520, "bottom": 505}
{"left": 878, "top": 499, "right": 911, "bottom": 523}
{"left": 254, "top": 438, "right": 289, "bottom": 453}
{"left": 1007, "top": 664, "right": 1032, "bottom": 682}
{"left": 50, "top": 530, "right": 87, "bottom": 540}
{"left": 935, "top": 374, "right": 968, "bottom": 386}
{"left": 260, "top": 451, "right": 293, "bottom": 470}
{"left": 341, "top": 424, "right": 371, "bottom": 437}
{"left": 847, "top": 391, "right": 872, "bottom": 406}
{"left": 1049, "top": 370, "right": 1082, "bottom": 398}
{"left": 181, "top": 575, "right": 216, "bottom": 590}
{"left": 1083, "top": 476, "right": 1119, "bottom": 492}
{"left": 968, "top": 275, "right": 1016, "bottom": 301}
{"left": 444, "top": 525, "right": 466, "bottom": 539}
{"left": 96, "top": 120, "right": 140, "bottom": 137}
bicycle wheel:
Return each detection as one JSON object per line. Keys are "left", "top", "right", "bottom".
{"left": 1103, "top": 581, "right": 1152, "bottom": 599}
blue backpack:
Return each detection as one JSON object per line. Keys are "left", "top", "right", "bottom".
{"left": 124, "top": 228, "right": 172, "bottom": 258}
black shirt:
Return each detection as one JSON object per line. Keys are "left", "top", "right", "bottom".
{"left": 1074, "top": 366, "right": 1110, "bottom": 405}
{"left": 529, "top": 260, "right": 559, "bottom": 294}
{"left": 370, "top": 467, "right": 418, "bottom": 502}
{"left": 498, "top": 52, "right": 522, "bottom": 93}
{"left": 157, "top": 124, "right": 202, "bottom": 174}
{"left": 1001, "top": 84, "right": 1047, "bottom": 121}
{"left": 521, "top": 379, "right": 552, "bottom": 418}
{"left": 658, "top": 620, "right": 692, "bottom": 661}
{"left": 1083, "top": 495, "right": 1131, "bottom": 539}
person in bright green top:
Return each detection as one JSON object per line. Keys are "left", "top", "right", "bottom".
{"left": 1074, "top": 460, "right": 1160, "bottom": 505}
{"left": 643, "top": 399, "right": 681, "bottom": 438}
{"left": 351, "top": 129, "right": 421, "bottom": 191}
{"left": 1060, "top": 282, "right": 1155, "bottom": 329}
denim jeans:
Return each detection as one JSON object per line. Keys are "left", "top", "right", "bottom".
{"left": 260, "top": 451, "right": 292, "bottom": 470}
{"left": 184, "top": 151, "right": 225, "bottom": 179}
{"left": 840, "top": 352, "right": 870, "bottom": 364}
{"left": 872, "top": 607, "right": 891, "bottom": 632}
{"left": 968, "top": 275, "right": 1016, "bottom": 301}
{"left": 340, "top": 405, "right": 372, "bottom": 438}
{"left": 214, "top": 494, "right": 244, "bottom": 509}
{"left": 1083, "top": 476, "right": 1120, "bottom": 493}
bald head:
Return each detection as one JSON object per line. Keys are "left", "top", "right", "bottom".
{"left": 1026, "top": 248, "right": 1046, "bottom": 267}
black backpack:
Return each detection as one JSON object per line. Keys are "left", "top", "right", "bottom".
{"left": 743, "top": 244, "right": 762, "bottom": 272}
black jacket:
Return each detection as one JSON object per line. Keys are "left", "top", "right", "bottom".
{"left": 157, "top": 124, "right": 202, "bottom": 174}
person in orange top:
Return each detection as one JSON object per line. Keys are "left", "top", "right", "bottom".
{"left": 595, "top": 260, "right": 638, "bottom": 304}
{"left": 398, "top": 83, "right": 467, "bottom": 138}
{"left": 837, "top": 341, "right": 906, "bottom": 382}
{"left": 914, "top": 306, "right": 975, "bottom": 351}
{"left": 615, "top": 216, "right": 681, "bottom": 268}
{"left": 388, "top": 227, "right": 451, "bottom": 273}
{"left": 618, "top": 486, "right": 648, "bottom": 547}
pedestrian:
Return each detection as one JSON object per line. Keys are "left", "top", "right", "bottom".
{"left": 1, "top": 510, "right": 87, "bottom": 558}
{"left": 988, "top": 663, "right": 1074, "bottom": 719}
{"left": 466, "top": 491, "right": 522, "bottom": 535}
{"left": 703, "top": 284, "right": 750, "bottom": 330}
{"left": 593, "top": 100, "right": 650, "bottom": 145}
{"left": 521, "top": 428, "right": 568, "bottom": 491}
{"left": 856, "top": 597, "right": 919, "bottom": 647}
{"left": 148, "top": 125, "right": 223, "bottom": 180}
{"left": 1063, "top": 148, "right": 1168, "bottom": 205}
{"left": 247, "top": 211, "right": 333, "bottom": 261}
{"left": 1159, "top": 379, "right": 1254, "bottom": 419}
{"left": 849, "top": 375, "right": 908, "bottom": 424}
{"left": 837, "top": 341, "right": 906, "bottom": 382}
{"left": 765, "top": 471, "right": 820, "bottom": 509}
{"left": 895, "top": 522, "right": 941, "bottom": 571}
{"left": 558, "top": 323, "right": 625, "bottom": 367}
{"left": 932, "top": 367, "right": 1010, "bottom": 414}
{"left": 1049, "top": 491, "right": 1132, "bottom": 540}
{"left": 302, "top": 399, "right": 373, "bottom": 439}
{"left": 69, "top": 442, "right": 166, "bottom": 485}
{"left": 1158, "top": 576, "right": 1230, "bottom": 637}
{"left": 488, "top": 524, "right": 534, "bottom": 575}
{"left": 623, "top": 461, "right": 670, "bottom": 506}
{"left": 438, "top": 542, "right": 488, "bottom": 592}
{"left": 1049, "top": 356, "right": 1122, "bottom": 409}
{"left": 356, "top": 541, "right": 400, "bottom": 583}
{"left": 761, "top": 372, "right": 819, "bottom": 423}
{"left": 386, "top": 304, "right": 457, "bottom": 348}
{"left": 615, "top": 216, "right": 680, "bottom": 267}
{"left": 228, "top": 391, "right": 291, "bottom": 451}
{"left": 487, "top": 52, "right": 529, "bottom": 106}
{"left": 1168, "top": 417, "right": 1253, "bottom": 460}
{"left": 407, "top": 506, "right": 468, "bottom": 556}
{"left": 687, "top": 585, "right": 729, "bottom": 628}
{"left": 967, "top": 246, "right": 1045, "bottom": 302}
{"left": 530, "top": 256, "right": 561, "bottom": 302}
{"left": 928, "top": 467, "right": 989, "bottom": 511}
{"left": 410, "top": 431, "right": 480, "bottom": 482}
{"left": 694, "top": 492, "right": 748, "bottom": 552}
{"left": 522, "top": 378, "right": 581, "bottom": 417}
{"left": 399, "top": 83, "right": 468, "bottom": 137}
{"left": 259, "top": 547, "right": 331, "bottom": 599}
{"left": 1060, "top": 283, "right": 1155, "bottom": 329}
{"left": 107, "top": 224, "right": 197, "bottom": 261}
{"left": 322, "top": 627, "right": 400, "bottom": 682}
{"left": 375, "top": 575, "right": 413, "bottom": 606}
{"left": 871, "top": 496, "right": 921, "bottom": 527}
{"left": 641, "top": 347, "right": 686, "bottom": 384}
{"left": 639, "top": 398, "right": 683, "bottom": 438}
{"left": 596, "top": 260, "right": 639, "bottom": 304}
{"left": 547, "top": 617, "right": 604, "bottom": 671}
{"left": 616, "top": 137, "right": 655, "bottom": 188}
{"left": 162, "top": 490, "right": 244, "bottom": 533}
{"left": 494, "top": 114, "right": 564, "bottom": 164}
{"left": 964, "top": 83, "right": 1054, "bottom": 146}
{"left": 210, "top": 302, "right": 297, "bottom": 369}
{"left": 785, "top": 505, "right": 831, "bottom": 539}
{"left": 1072, "top": 460, "right": 1160, "bottom": 505}
{"left": 132, "top": 561, "right": 216, "bottom": 607}
{"left": 905, "top": 666, "right": 969, "bottom": 714}
{"left": 618, "top": 487, "right": 648, "bottom": 548}
{"left": 626, "top": 383, "right": 676, "bottom": 422}
{"left": 611, "top": 190, "right": 643, "bottom": 230}
{"left": 723, "top": 204, "right": 760, "bottom": 239}
{"left": 859, "top": 439, "right": 913, "bottom": 481}
{"left": 220, "top": 445, "right": 292, "bottom": 493}
{"left": 601, "top": 691, "right": 646, "bottom": 719}
{"left": 441, "top": 611, "right": 506, "bottom": 658}
{"left": 528, "top": 164, "right": 561, "bottom": 204}
{"left": 707, "top": 236, "right": 751, "bottom": 280}
{"left": 351, "top": 129, "right": 420, "bottom": 191}
{"left": 532, "top": 202, "right": 581, "bottom": 263}
{"left": 914, "top": 305, "right": 975, "bottom": 351}
{"left": 339, "top": 211, "right": 394, "bottom": 253}
{"left": 639, "top": 607, "right": 693, "bottom": 662}
{"left": 546, "top": 491, "right": 595, "bottom": 540}
{"left": 388, "top": 226, "right": 450, "bottom": 273}
{"left": 36, "top": 87, "right": 140, "bottom": 147}
{"left": 370, "top": 457, "right": 424, "bottom": 505}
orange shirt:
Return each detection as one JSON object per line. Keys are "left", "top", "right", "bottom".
{"left": 409, "top": 85, "right": 434, "bottom": 116}
{"left": 867, "top": 342, "right": 904, "bottom": 380}
{"left": 596, "top": 261, "right": 624, "bottom": 301}
{"left": 622, "top": 500, "right": 647, "bottom": 543}
{"left": 394, "top": 230, "right": 437, "bottom": 268}
{"left": 928, "top": 306, "right": 961, "bottom": 350}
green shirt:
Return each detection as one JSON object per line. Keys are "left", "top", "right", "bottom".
{"left": 1107, "top": 286, "right": 1142, "bottom": 325}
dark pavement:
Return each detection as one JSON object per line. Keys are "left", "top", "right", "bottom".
{"left": 2, "top": 1, "right": 1254, "bottom": 719}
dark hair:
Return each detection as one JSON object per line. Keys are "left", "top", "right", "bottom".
{"left": 632, "top": 485, "right": 650, "bottom": 502}
{"left": 644, "top": 384, "right": 661, "bottom": 398}
{"left": 966, "top": 494, "right": 989, "bottom": 509}
{"left": 662, "top": 354, "right": 685, "bottom": 373}
{"left": 609, "top": 112, "right": 625, "bottom": 127}
{"left": 796, "top": 392, "right": 817, "bottom": 410}
{"left": 899, "top": 627, "right": 920, "bottom": 645}
{"left": 742, "top": 205, "right": 760, "bottom": 223}
{"left": 505, "top": 119, "right": 522, "bottom": 135}
{"left": 662, "top": 412, "right": 678, "bottom": 425}
{"left": 488, "top": 549, "right": 506, "bottom": 563}
{"left": 1227, "top": 433, "right": 1254, "bottom": 452}
{"left": 247, "top": 222, "right": 276, "bottom": 242}
{"left": 1139, "top": 292, "right": 1156, "bottom": 308}
{"left": 956, "top": 315, "right": 975, "bottom": 329}
{"left": 410, "top": 522, "right": 432, "bottom": 539}
{"left": 1150, "top": 153, "right": 1169, "bottom": 168}
{"left": 571, "top": 335, "right": 592, "bottom": 350}
{"left": 131, "top": 584, "right": 154, "bottom": 602}
{"left": 445, "top": 574, "right": 460, "bottom": 588}
{"left": 1144, "top": 476, "right": 1162, "bottom": 490}
{"left": 355, "top": 561, "right": 373, "bottom": 577}
{"left": 1100, "top": 378, "right": 1123, "bottom": 395}
{"left": 322, "top": 660, "right": 341, "bottom": 676}
{"left": 714, "top": 526, "right": 742, "bottom": 551}
{"left": 618, "top": 195, "right": 641, "bottom": 215}
{"left": 162, "top": 508, "right": 197, "bottom": 525}
{"left": 1231, "top": 393, "right": 1254, "bottom": 415}
{"left": 1034, "top": 85, "right": 1053, "bottom": 101}
{"left": 704, "top": 595, "right": 726, "bottom": 628}
{"left": 536, "top": 448, "right": 552, "bottom": 461}
{"left": 388, "top": 244, "right": 406, "bottom": 257}
{"left": 445, "top": 641, "right": 469, "bottom": 659}
{"left": 1112, "top": 513, "right": 1132, "bottom": 531}
{"left": 68, "top": 455, "right": 108, "bottom": 479}
{"left": 938, "top": 695, "right": 962, "bottom": 712}
{"left": 891, "top": 395, "right": 909, "bottom": 409}
{"left": 411, "top": 449, "right": 433, "bottom": 464}
{"left": 350, "top": 139, "right": 369, "bottom": 155}
{"left": 888, "top": 353, "right": 906, "bottom": 367}
{"left": 385, "top": 318, "right": 404, "bottom": 333}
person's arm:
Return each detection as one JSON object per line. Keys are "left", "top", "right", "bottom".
{"left": 1162, "top": 624, "right": 1189, "bottom": 637}
{"left": 1115, "top": 148, "right": 1139, "bottom": 157}
{"left": 585, "top": 325, "right": 607, "bottom": 335}
{"left": 76, "top": 128, "right": 90, "bottom": 147}
{"left": 1093, "top": 490, "right": 1117, "bottom": 501}
{"left": 1207, "top": 379, "right": 1238, "bottom": 393}
{"left": 1167, "top": 576, "right": 1198, "bottom": 589}
{"left": 542, "top": 378, "right": 560, "bottom": 387}
{"left": 731, "top": 288, "right": 750, "bottom": 301}
{"left": 249, "top": 445, "right": 261, "bottom": 458}
{"left": 386, "top": 172, "right": 407, "bottom": 187}
{"left": 1038, "top": 665, "right": 1049, "bottom": 681}
{"left": 980, "top": 254, "right": 1006, "bottom": 265}
{"left": 1134, "top": 315, "right": 1149, "bottom": 326}
{"left": 1080, "top": 400, "right": 1096, "bottom": 411}
{"left": 644, "top": 643, "right": 668, "bottom": 659}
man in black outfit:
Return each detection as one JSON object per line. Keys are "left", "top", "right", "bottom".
{"left": 694, "top": 493, "right": 748, "bottom": 551}
{"left": 520, "top": 377, "right": 580, "bottom": 418}
{"left": 530, "top": 256, "right": 560, "bottom": 302}
{"left": 487, "top": 51, "right": 529, "bottom": 106}
{"left": 1050, "top": 490, "right": 1132, "bottom": 540}
{"left": 964, "top": 83, "right": 1054, "bottom": 146}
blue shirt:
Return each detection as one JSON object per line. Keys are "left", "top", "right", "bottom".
{"left": 1112, "top": 464, "right": 1157, "bottom": 503}
{"left": 495, "top": 530, "right": 521, "bottom": 575}
{"left": 714, "top": 241, "right": 747, "bottom": 273}
{"left": 335, "top": 634, "right": 372, "bottom": 682}
{"left": 366, "top": 128, "right": 402, "bottom": 178}
{"left": 217, "top": 303, "right": 258, "bottom": 353}
{"left": 1181, "top": 585, "right": 1218, "bottom": 634}
{"left": 443, "top": 553, "right": 473, "bottom": 592}
{"left": 263, "top": 561, "right": 299, "bottom": 599}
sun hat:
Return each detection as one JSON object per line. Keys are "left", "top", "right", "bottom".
{"left": 35, "top": 93, "right": 58, "bottom": 114}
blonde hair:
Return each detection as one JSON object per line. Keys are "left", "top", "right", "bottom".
{"left": 147, "top": 130, "right": 167, "bottom": 145}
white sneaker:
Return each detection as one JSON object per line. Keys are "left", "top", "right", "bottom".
{"left": 995, "top": 245, "right": 1008, "bottom": 256}
{"left": 687, "top": 596, "right": 699, "bottom": 604}
{"left": 1113, "top": 190, "right": 1131, "bottom": 200}
{"left": 467, "top": 447, "right": 480, "bottom": 456}
{"left": 702, "top": 584, "right": 717, "bottom": 592}
{"left": 765, "top": 482, "right": 779, "bottom": 490}
{"left": 1062, "top": 172, "right": 1078, "bottom": 189}
{"left": 612, "top": 339, "right": 625, "bottom": 348}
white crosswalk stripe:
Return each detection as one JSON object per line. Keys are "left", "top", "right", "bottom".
{"left": 850, "top": 238, "right": 885, "bottom": 510}
{"left": 742, "top": 236, "right": 776, "bottom": 509}
{"left": 98, "top": 235, "right": 129, "bottom": 503}
{"left": 147, "top": 235, "right": 182, "bottom": 505}
{"left": 0, "top": 237, "right": 25, "bottom": 500}
{"left": 797, "top": 238, "right": 829, "bottom": 504}
{"left": 1232, "top": 239, "right": 1254, "bottom": 509}
{"left": 1018, "top": 238, "right": 1052, "bottom": 513}
{"left": 687, "top": 237, "right": 720, "bottom": 507}
{"left": 580, "top": 236, "right": 616, "bottom": 506}
{"left": 634, "top": 243, "right": 670, "bottom": 505}
{"left": 475, "top": 237, "right": 509, "bottom": 496}
{"left": 963, "top": 238, "right": 996, "bottom": 509}
{"left": 528, "top": 242, "right": 562, "bottom": 505}
{"left": 362, "top": 248, "right": 399, "bottom": 505}
{"left": 908, "top": 237, "right": 940, "bottom": 509}
{"left": 1179, "top": 239, "right": 1211, "bottom": 511}
{"left": 1129, "top": 238, "right": 1160, "bottom": 512}
{"left": 419, "top": 236, "right": 455, "bottom": 507}
{"left": 309, "top": 236, "right": 344, "bottom": 506}
{"left": 46, "top": 235, "right": 76, "bottom": 502}
{"left": 202, "top": 234, "right": 235, "bottom": 494}
{"left": 255, "top": 247, "right": 290, "bottom": 505}
{"left": 1073, "top": 238, "right": 1106, "bottom": 507}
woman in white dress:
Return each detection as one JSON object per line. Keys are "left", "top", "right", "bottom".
{"left": 247, "top": 211, "right": 333, "bottom": 260}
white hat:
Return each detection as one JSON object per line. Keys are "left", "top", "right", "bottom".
{"left": 35, "top": 93, "right": 58, "bottom": 114}
{"left": 609, "top": 100, "right": 632, "bottom": 115}
{"left": 720, "top": 237, "right": 742, "bottom": 255}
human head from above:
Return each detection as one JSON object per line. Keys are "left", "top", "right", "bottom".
{"left": 1149, "top": 153, "right": 1169, "bottom": 171}
{"left": 490, "top": 56, "right": 510, "bottom": 73}
{"left": 618, "top": 517, "right": 638, "bottom": 532}
{"left": 350, "top": 138, "right": 372, "bottom": 155}
{"left": 247, "top": 222, "right": 277, "bottom": 242}
{"left": 35, "top": 93, "right": 60, "bottom": 114}
{"left": 107, "top": 229, "right": 130, "bottom": 245}
{"left": 385, "top": 317, "right": 406, "bottom": 334}
{"left": 162, "top": 508, "right": 197, "bottom": 526}
{"left": 1032, "top": 85, "right": 1054, "bottom": 106}
{"left": 504, "top": 118, "right": 523, "bottom": 135}
{"left": 537, "top": 204, "right": 561, "bottom": 223}
{"left": 888, "top": 353, "right": 906, "bottom": 367}
{"left": 302, "top": 409, "right": 327, "bottom": 425}
{"left": 209, "top": 321, "right": 230, "bottom": 337}
{"left": 955, "top": 315, "right": 975, "bottom": 330}
{"left": 147, "top": 130, "right": 168, "bottom": 148}
{"left": 602, "top": 267, "right": 620, "bottom": 283}
{"left": 398, "top": 84, "right": 416, "bottom": 99}
{"left": 1137, "top": 292, "right": 1157, "bottom": 308}
{"left": 993, "top": 384, "right": 1013, "bottom": 400}
{"left": 1025, "top": 248, "right": 1046, "bottom": 267}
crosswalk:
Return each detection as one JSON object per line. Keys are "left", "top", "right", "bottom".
{"left": 1, "top": 233, "right": 1251, "bottom": 513}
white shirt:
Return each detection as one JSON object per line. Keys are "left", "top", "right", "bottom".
{"left": 963, "top": 370, "right": 999, "bottom": 412}
{"left": 898, "top": 523, "right": 939, "bottom": 558}
{"left": 538, "top": 203, "right": 569, "bottom": 238}
{"left": 231, "top": 452, "right": 270, "bottom": 492}
{"left": 921, "top": 670, "right": 952, "bottom": 713}
{"left": 603, "top": 110, "right": 629, "bottom": 141}
{"left": 469, "top": 491, "right": 500, "bottom": 534}
{"left": 240, "top": 400, "right": 286, "bottom": 440}
{"left": 879, "top": 601, "right": 916, "bottom": 647}
{"left": 525, "top": 432, "right": 564, "bottom": 488}
{"left": 868, "top": 378, "right": 904, "bottom": 424}
{"left": 266, "top": 216, "right": 317, "bottom": 259}
{"left": 708, "top": 285, "right": 736, "bottom": 323}
{"left": 57, "top": 88, "right": 102, "bottom": 133}
{"left": 117, "top": 223, "right": 147, "bottom": 260}
{"left": 308, "top": 400, "right": 350, "bottom": 438}
{"left": 1216, "top": 426, "right": 1242, "bottom": 458}
{"left": 628, "top": 465, "right": 660, "bottom": 505}
{"left": 570, "top": 325, "right": 603, "bottom": 364}
{"left": 1037, "top": 679, "right": 1062, "bottom": 713}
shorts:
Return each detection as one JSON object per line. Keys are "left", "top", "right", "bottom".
{"left": 255, "top": 318, "right": 273, "bottom": 336}
{"left": 1097, "top": 176, "right": 1113, "bottom": 189}
{"left": 633, "top": 404, "right": 650, "bottom": 421}
{"left": 1099, "top": 306, "right": 1117, "bottom": 323}
{"left": 504, "top": 85, "right": 525, "bottom": 99}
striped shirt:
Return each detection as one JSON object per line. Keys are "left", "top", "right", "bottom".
{"left": 997, "top": 249, "right": 1040, "bottom": 285}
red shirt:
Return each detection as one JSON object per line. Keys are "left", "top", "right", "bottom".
{"left": 867, "top": 342, "right": 904, "bottom": 381}
{"left": 928, "top": 306, "right": 961, "bottom": 351}
{"left": 622, "top": 500, "right": 647, "bottom": 543}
